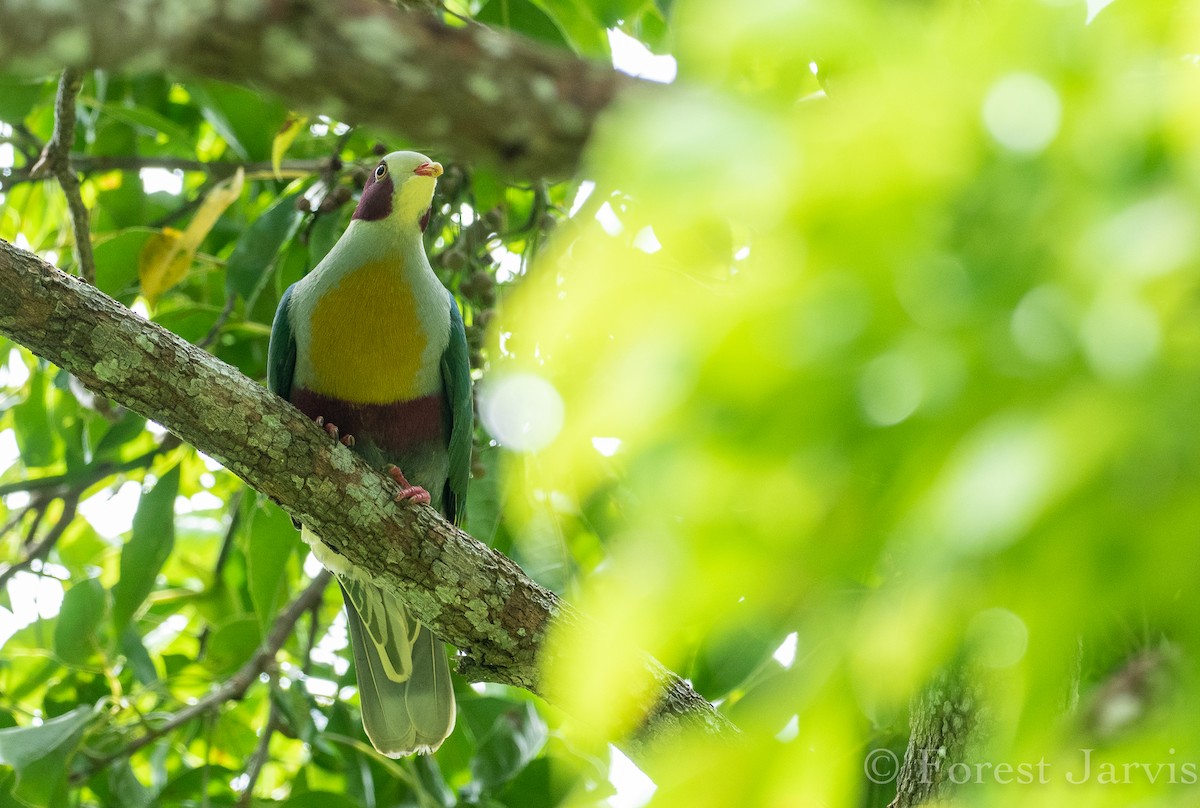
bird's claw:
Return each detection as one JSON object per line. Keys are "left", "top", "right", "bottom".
{"left": 385, "top": 464, "right": 431, "bottom": 505}
{"left": 314, "top": 415, "right": 355, "bottom": 447}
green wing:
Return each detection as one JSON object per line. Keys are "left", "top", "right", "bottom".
{"left": 440, "top": 291, "right": 472, "bottom": 525}
{"left": 267, "top": 284, "right": 297, "bottom": 399}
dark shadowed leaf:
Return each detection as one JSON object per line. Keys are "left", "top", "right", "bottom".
{"left": 105, "top": 760, "right": 152, "bottom": 808}
{"left": 189, "top": 81, "right": 289, "bottom": 161}
{"left": 224, "top": 192, "right": 303, "bottom": 302}
{"left": 470, "top": 701, "right": 549, "bottom": 788}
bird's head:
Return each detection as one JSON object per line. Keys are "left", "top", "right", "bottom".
{"left": 352, "top": 150, "right": 443, "bottom": 231}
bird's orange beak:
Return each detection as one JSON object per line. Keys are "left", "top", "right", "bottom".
{"left": 414, "top": 161, "right": 444, "bottom": 178}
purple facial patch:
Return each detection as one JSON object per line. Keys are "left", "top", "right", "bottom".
{"left": 352, "top": 171, "right": 394, "bottom": 221}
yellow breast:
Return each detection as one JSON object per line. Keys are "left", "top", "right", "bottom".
{"left": 307, "top": 260, "right": 430, "bottom": 402}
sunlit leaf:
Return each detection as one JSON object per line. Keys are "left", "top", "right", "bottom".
{"left": 272, "top": 114, "right": 308, "bottom": 180}
{"left": 243, "top": 498, "right": 297, "bottom": 634}
{"left": 137, "top": 169, "right": 243, "bottom": 306}
{"left": 477, "top": 0, "right": 570, "bottom": 49}
{"left": 10, "top": 369, "right": 58, "bottom": 468}
{"left": 136, "top": 228, "right": 191, "bottom": 306}
{"left": 111, "top": 464, "right": 181, "bottom": 633}
{"left": 0, "top": 706, "right": 94, "bottom": 807}
{"left": 53, "top": 578, "right": 107, "bottom": 666}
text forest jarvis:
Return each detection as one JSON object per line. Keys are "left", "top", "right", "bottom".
{"left": 267, "top": 151, "right": 473, "bottom": 756}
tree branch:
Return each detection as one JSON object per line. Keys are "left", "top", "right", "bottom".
{"left": 1, "top": 156, "right": 334, "bottom": 188}
{"left": 0, "top": 434, "right": 180, "bottom": 499}
{"left": 0, "top": 0, "right": 652, "bottom": 179}
{"left": 0, "top": 495, "right": 78, "bottom": 589}
{"left": 29, "top": 68, "right": 96, "bottom": 283}
{"left": 0, "top": 240, "right": 737, "bottom": 763}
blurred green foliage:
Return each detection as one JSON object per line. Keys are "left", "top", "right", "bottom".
{"left": 4, "top": 0, "right": 1200, "bottom": 806}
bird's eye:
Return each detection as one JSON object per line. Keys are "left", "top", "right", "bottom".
{"left": 374, "top": 163, "right": 388, "bottom": 181}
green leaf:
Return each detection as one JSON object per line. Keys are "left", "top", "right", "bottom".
{"left": 92, "top": 413, "right": 147, "bottom": 462}
{"left": 0, "top": 706, "right": 94, "bottom": 808}
{"left": 413, "top": 755, "right": 455, "bottom": 808}
{"left": 526, "top": 0, "right": 611, "bottom": 56}
{"left": 110, "top": 464, "right": 181, "bottom": 634}
{"left": 89, "top": 100, "right": 193, "bottom": 145}
{"left": 476, "top": 0, "right": 571, "bottom": 49}
{"left": 224, "top": 192, "right": 303, "bottom": 302}
{"left": 244, "top": 499, "right": 296, "bottom": 634}
{"left": 466, "top": 445, "right": 504, "bottom": 546}
{"left": 589, "top": 0, "right": 647, "bottom": 27}
{"left": 11, "top": 370, "right": 58, "bottom": 469}
{"left": 119, "top": 626, "right": 159, "bottom": 685}
{"left": 471, "top": 701, "right": 549, "bottom": 788}
{"left": 53, "top": 579, "right": 107, "bottom": 666}
{"left": 190, "top": 81, "right": 289, "bottom": 161}
{"left": 156, "top": 764, "right": 236, "bottom": 802}
{"left": 105, "top": 761, "right": 151, "bottom": 808}
{"left": 0, "top": 77, "right": 50, "bottom": 123}
{"left": 92, "top": 228, "right": 157, "bottom": 299}
{"left": 205, "top": 615, "right": 261, "bottom": 675}
{"left": 470, "top": 169, "right": 506, "bottom": 214}
{"left": 307, "top": 211, "right": 341, "bottom": 270}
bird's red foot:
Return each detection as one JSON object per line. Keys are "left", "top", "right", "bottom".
{"left": 314, "top": 415, "right": 355, "bottom": 447}
{"left": 385, "top": 464, "right": 431, "bottom": 505}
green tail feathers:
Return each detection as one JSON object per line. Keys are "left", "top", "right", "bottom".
{"left": 341, "top": 579, "right": 456, "bottom": 756}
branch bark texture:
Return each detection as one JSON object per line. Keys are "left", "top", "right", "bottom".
{"left": 0, "top": 0, "right": 647, "bottom": 178}
{"left": 0, "top": 239, "right": 736, "bottom": 759}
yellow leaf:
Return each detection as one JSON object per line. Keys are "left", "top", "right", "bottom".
{"left": 138, "top": 228, "right": 191, "bottom": 306}
{"left": 178, "top": 167, "right": 244, "bottom": 253}
{"left": 271, "top": 115, "right": 307, "bottom": 180}
{"left": 137, "top": 168, "right": 245, "bottom": 306}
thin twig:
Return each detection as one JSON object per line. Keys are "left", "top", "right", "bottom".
{"left": 0, "top": 504, "right": 35, "bottom": 540}
{"left": 196, "top": 293, "right": 237, "bottom": 350}
{"left": 197, "top": 490, "right": 244, "bottom": 659}
{"left": 236, "top": 692, "right": 280, "bottom": 807}
{"left": 0, "top": 496, "right": 77, "bottom": 589}
{"left": 73, "top": 570, "right": 332, "bottom": 782}
{"left": 30, "top": 68, "right": 96, "bottom": 284}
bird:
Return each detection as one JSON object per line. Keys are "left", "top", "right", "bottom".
{"left": 266, "top": 150, "right": 472, "bottom": 756}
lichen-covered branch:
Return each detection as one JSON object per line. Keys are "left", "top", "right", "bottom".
{"left": 889, "top": 666, "right": 988, "bottom": 808}
{"left": 0, "top": 0, "right": 650, "bottom": 178}
{"left": 0, "top": 239, "right": 737, "bottom": 759}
